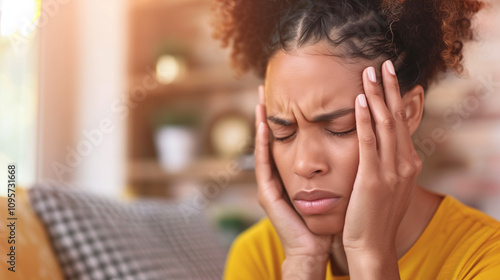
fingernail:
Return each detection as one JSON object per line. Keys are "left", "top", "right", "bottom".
{"left": 367, "top": 67, "right": 376, "bottom": 83}
{"left": 385, "top": 60, "right": 395, "bottom": 75}
{"left": 258, "top": 122, "right": 265, "bottom": 134}
{"left": 358, "top": 94, "right": 367, "bottom": 107}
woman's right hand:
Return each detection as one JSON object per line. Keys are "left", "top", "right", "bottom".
{"left": 254, "top": 85, "right": 333, "bottom": 279}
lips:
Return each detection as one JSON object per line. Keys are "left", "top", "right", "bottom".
{"left": 293, "top": 190, "right": 342, "bottom": 215}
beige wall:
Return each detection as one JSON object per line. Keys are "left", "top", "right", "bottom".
{"left": 37, "top": 0, "right": 127, "bottom": 196}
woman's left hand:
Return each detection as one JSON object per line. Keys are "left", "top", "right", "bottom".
{"left": 342, "top": 60, "right": 423, "bottom": 260}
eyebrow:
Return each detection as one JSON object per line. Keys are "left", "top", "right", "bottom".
{"left": 267, "top": 116, "right": 294, "bottom": 126}
{"left": 267, "top": 108, "right": 355, "bottom": 126}
{"left": 312, "top": 108, "right": 355, "bottom": 122}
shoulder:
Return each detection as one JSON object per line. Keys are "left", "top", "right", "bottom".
{"left": 223, "top": 217, "right": 285, "bottom": 280}
{"left": 439, "top": 195, "right": 500, "bottom": 248}
{"left": 227, "top": 217, "right": 285, "bottom": 264}
{"left": 458, "top": 225, "right": 500, "bottom": 279}
{"left": 400, "top": 195, "right": 500, "bottom": 279}
{"left": 444, "top": 195, "right": 500, "bottom": 234}
{"left": 440, "top": 196, "right": 500, "bottom": 279}
{"left": 236, "top": 217, "right": 280, "bottom": 246}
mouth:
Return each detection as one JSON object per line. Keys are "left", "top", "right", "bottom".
{"left": 293, "top": 190, "right": 342, "bottom": 215}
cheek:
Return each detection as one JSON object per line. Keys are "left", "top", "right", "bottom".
{"left": 330, "top": 138, "right": 360, "bottom": 184}
{"left": 271, "top": 142, "right": 292, "bottom": 175}
{"left": 270, "top": 142, "right": 294, "bottom": 190}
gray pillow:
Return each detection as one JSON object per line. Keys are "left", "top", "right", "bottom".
{"left": 28, "top": 184, "right": 227, "bottom": 280}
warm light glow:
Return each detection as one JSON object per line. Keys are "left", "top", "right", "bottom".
{"left": 0, "top": 0, "right": 40, "bottom": 37}
{"left": 155, "top": 54, "right": 186, "bottom": 84}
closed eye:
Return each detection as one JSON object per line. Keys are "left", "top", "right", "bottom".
{"left": 274, "top": 132, "right": 296, "bottom": 142}
{"left": 274, "top": 127, "right": 356, "bottom": 142}
{"left": 326, "top": 127, "right": 356, "bottom": 137}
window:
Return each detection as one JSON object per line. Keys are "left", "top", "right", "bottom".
{"left": 0, "top": 0, "right": 40, "bottom": 195}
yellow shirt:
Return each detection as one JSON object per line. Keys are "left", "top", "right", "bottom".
{"left": 223, "top": 195, "right": 500, "bottom": 279}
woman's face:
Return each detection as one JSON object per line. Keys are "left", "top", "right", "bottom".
{"left": 265, "top": 44, "right": 371, "bottom": 235}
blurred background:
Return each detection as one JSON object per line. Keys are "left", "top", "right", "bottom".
{"left": 0, "top": 0, "right": 499, "bottom": 245}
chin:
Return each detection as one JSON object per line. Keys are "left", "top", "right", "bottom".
{"left": 302, "top": 213, "right": 345, "bottom": 235}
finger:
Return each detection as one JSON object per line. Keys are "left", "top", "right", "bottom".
{"left": 255, "top": 86, "right": 283, "bottom": 196}
{"left": 256, "top": 104, "right": 267, "bottom": 127}
{"left": 255, "top": 85, "right": 267, "bottom": 127}
{"left": 254, "top": 93, "right": 279, "bottom": 198}
{"left": 381, "top": 60, "right": 418, "bottom": 165}
{"left": 254, "top": 84, "right": 271, "bottom": 182}
{"left": 355, "top": 94, "right": 378, "bottom": 167}
{"left": 257, "top": 85, "right": 275, "bottom": 145}
{"left": 255, "top": 104, "right": 262, "bottom": 128}
{"left": 363, "top": 66, "right": 396, "bottom": 171}
{"left": 254, "top": 121, "right": 294, "bottom": 212}
{"left": 254, "top": 121, "right": 304, "bottom": 226}
{"left": 411, "top": 148, "right": 423, "bottom": 175}
{"left": 258, "top": 84, "right": 265, "bottom": 105}
{"left": 254, "top": 86, "right": 312, "bottom": 236}
{"left": 257, "top": 85, "right": 267, "bottom": 121}
{"left": 255, "top": 122, "right": 274, "bottom": 186}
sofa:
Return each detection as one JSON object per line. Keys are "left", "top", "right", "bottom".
{"left": 0, "top": 185, "right": 227, "bottom": 280}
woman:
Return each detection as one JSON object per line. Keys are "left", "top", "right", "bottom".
{"left": 212, "top": 0, "right": 500, "bottom": 279}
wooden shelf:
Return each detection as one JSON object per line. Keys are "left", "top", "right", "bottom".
{"left": 128, "top": 67, "right": 260, "bottom": 96}
{"left": 128, "top": 157, "right": 256, "bottom": 187}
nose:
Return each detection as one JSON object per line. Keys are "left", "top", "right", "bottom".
{"left": 292, "top": 133, "right": 329, "bottom": 179}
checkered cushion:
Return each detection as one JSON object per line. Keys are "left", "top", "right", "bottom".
{"left": 28, "top": 184, "right": 227, "bottom": 280}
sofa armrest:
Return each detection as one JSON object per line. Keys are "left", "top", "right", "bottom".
{"left": 0, "top": 187, "right": 65, "bottom": 280}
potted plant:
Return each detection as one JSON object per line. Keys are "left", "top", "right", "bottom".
{"left": 151, "top": 109, "right": 201, "bottom": 172}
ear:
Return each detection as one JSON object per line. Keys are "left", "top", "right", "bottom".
{"left": 401, "top": 85, "right": 424, "bottom": 136}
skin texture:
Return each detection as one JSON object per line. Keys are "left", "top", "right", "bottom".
{"left": 265, "top": 45, "right": 364, "bottom": 235}
{"left": 254, "top": 43, "right": 443, "bottom": 278}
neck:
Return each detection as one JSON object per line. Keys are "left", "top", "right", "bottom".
{"left": 394, "top": 186, "right": 443, "bottom": 258}
{"left": 330, "top": 186, "right": 443, "bottom": 276}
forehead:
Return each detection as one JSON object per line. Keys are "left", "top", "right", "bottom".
{"left": 265, "top": 45, "right": 365, "bottom": 116}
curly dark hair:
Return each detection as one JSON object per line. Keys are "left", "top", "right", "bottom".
{"left": 211, "top": 0, "right": 484, "bottom": 93}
